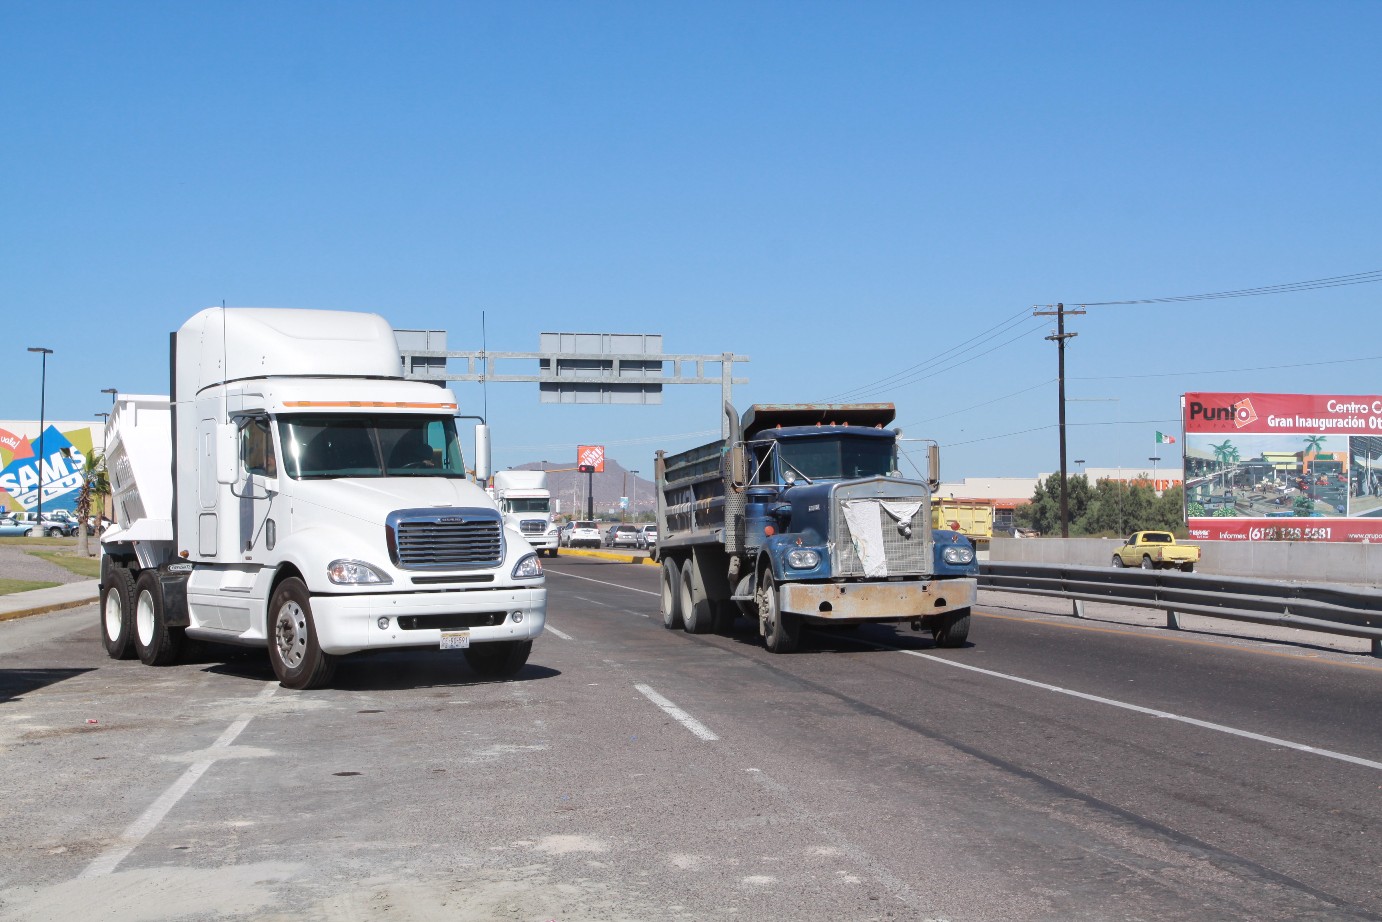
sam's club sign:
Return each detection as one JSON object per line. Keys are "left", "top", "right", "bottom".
{"left": 0, "top": 422, "right": 100, "bottom": 515}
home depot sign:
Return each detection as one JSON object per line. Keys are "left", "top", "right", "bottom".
{"left": 576, "top": 445, "right": 605, "bottom": 473}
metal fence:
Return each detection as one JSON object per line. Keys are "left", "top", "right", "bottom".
{"left": 979, "top": 562, "right": 1382, "bottom": 657}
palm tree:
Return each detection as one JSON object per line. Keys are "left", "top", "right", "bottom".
{"left": 1208, "top": 440, "right": 1236, "bottom": 485}
{"left": 1301, "top": 434, "right": 1327, "bottom": 475}
{"left": 75, "top": 449, "right": 108, "bottom": 557}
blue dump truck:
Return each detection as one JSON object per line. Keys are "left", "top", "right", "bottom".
{"left": 654, "top": 402, "right": 979, "bottom": 652}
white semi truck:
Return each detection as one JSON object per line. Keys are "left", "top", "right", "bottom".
{"left": 99, "top": 307, "right": 546, "bottom": 689}
{"left": 491, "top": 470, "right": 558, "bottom": 558}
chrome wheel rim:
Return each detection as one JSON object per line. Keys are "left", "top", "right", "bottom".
{"left": 274, "top": 600, "right": 308, "bottom": 668}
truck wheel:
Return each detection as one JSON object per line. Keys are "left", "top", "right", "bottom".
{"left": 1111, "top": 555, "right": 1125, "bottom": 568}
{"left": 759, "top": 573, "right": 799, "bottom": 653}
{"left": 932, "top": 609, "right": 971, "bottom": 648}
{"left": 680, "top": 559, "right": 713, "bottom": 634}
{"left": 101, "top": 568, "right": 137, "bottom": 660}
{"left": 548, "top": 547, "right": 558, "bottom": 558}
{"left": 660, "top": 558, "right": 683, "bottom": 630}
{"left": 1141, "top": 555, "right": 1154, "bottom": 570}
{"left": 463, "top": 640, "right": 532, "bottom": 678}
{"left": 268, "top": 578, "right": 336, "bottom": 690}
{"left": 134, "top": 571, "right": 184, "bottom": 667}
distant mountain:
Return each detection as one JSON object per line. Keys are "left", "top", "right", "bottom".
{"left": 508, "top": 460, "right": 655, "bottom": 521}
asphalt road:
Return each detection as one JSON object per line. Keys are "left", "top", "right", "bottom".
{"left": 0, "top": 556, "right": 1377, "bottom": 921}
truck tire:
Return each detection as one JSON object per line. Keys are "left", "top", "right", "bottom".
{"left": 548, "top": 547, "right": 558, "bottom": 558}
{"left": 463, "top": 640, "right": 532, "bottom": 678}
{"left": 1111, "top": 555, "right": 1125, "bottom": 568}
{"left": 680, "top": 559, "right": 713, "bottom": 634}
{"left": 759, "top": 573, "right": 799, "bottom": 653}
{"left": 101, "top": 568, "right": 137, "bottom": 660}
{"left": 1141, "top": 555, "right": 1154, "bottom": 570}
{"left": 932, "top": 608, "right": 971, "bottom": 648}
{"left": 660, "top": 558, "right": 683, "bottom": 630}
{"left": 134, "top": 571, "right": 184, "bottom": 667}
{"left": 267, "top": 578, "right": 336, "bottom": 690}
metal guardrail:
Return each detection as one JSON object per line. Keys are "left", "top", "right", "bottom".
{"left": 979, "top": 562, "right": 1382, "bottom": 658}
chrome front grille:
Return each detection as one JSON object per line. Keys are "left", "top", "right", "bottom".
{"left": 387, "top": 508, "right": 504, "bottom": 570}
{"left": 520, "top": 519, "right": 546, "bottom": 535}
{"left": 829, "top": 486, "right": 932, "bottom": 578}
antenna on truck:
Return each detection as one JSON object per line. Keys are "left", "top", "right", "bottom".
{"left": 481, "top": 310, "right": 489, "bottom": 422}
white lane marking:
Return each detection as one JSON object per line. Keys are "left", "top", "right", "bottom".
{"left": 891, "top": 646, "right": 1382, "bottom": 772}
{"left": 545, "top": 625, "right": 573, "bottom": 641}
{"left": 79, "top": 683, "right": 279, "bottom": 878}
{"left": 545, "top": 569, "right": 658, "bottom": 596}
{"left": 570, "top": 594, "right": 612, "bottom": 608}
{"left": 634, "top": 683, "right": 720, "bottom": 741}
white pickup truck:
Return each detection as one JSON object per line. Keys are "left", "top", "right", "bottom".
{"left": 100, "top": 307, "right": 546, "bottom": 689}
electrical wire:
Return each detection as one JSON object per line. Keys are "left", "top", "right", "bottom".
{"left": 940, "top": 418, "right": 1181, "bottom": 449}
{"left": 896, "top": 379, "right": 1055, "bottom": 429}
{"left": 821, "top": 307, "right": 1036, "bottom": 402}
{"left": 1074, "top": 269, "right": 1382, "bottom": 307}
{"left": 1073, "top": 351, "right": 1382, "bottom": 381}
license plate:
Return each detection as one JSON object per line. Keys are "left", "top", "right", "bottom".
{"left": 440, "top": 630, "right": 471, "bottom": 650}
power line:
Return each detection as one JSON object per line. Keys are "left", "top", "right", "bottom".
{"left": 940, "top": 418, "right": 1181, "bottom": 449}
{"left": 1073, "top": 351, "right": 1382, "bottom": 381}
{"left": 897, "top": 378, "right": 1055, "bottom": 429}
{"left": 822, "top": 307, "right": 1035, "bottom": 402}
{"left": 1075, "top": 269, "right": 1382, "bottom": 307}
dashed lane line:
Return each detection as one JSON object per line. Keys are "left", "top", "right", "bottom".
{"left": 634, "top": 683, "right": 720, "bottom": 741}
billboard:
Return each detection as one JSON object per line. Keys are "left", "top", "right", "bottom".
{"left": 1182, "top": 393, "right": 1382, "bottom": 542}
{"left": 0, "top": 421, "right": 102, "bottom": 515}
{"left": 576, "top": 445, "right": 606, "bottom": 473}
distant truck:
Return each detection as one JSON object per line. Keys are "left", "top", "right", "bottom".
{"left": 492, "top": 470, "right": 558, "bottom": 557}
{"left": 1111, "top": 531, "right": 1201, "bottom": 572}
{"left": 654, "top": 402, "right": 979, "bottom": 652}
{"left": 99, "top": 308, "right": 547, "bottom": 689}
{"left": 931, "top": 499, "right": 994, "bottom": 549}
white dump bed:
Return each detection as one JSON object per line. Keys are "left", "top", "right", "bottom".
{"left": 103, "top": 394, "right": 173, "bottom": 543}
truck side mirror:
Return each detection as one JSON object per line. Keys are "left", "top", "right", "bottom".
{"left": 216, "top": 423, "right": 239, "bottom": 485}
{"left": 473, "top": 424, "right": 491, "bottom": 483}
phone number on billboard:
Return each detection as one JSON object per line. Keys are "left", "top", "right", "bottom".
{"left": 1247, "top": 526, "right": 1332, "bottom": 541}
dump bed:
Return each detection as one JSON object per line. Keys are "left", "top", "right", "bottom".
{"left": 103, "top": 394, "right": 173, "bottom": 543}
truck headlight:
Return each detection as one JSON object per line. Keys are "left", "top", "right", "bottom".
{"left": 942, "top": 546, "right": 975, "bottom": 565}
{"left": 786, "top": 548, "right": 821, "bottom": 569}
{"left": 512, "top": 553, "right": 543, "bottom": 579}
{"left": 327, "top": 559, "right": 393, "bottom": 585}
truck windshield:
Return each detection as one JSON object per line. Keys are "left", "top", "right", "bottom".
{"left": 776, "top": 436, "right": 895, "bottom": 481}
{"left": 507, "top": 498, "right": 550, "bottom": 513}
{"left": 277, "top": 415, "right": 467, "bottom": 479}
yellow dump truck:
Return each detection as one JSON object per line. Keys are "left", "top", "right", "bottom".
{"left": 1111, "top": 531, "right": 1201, "bottom": 572}
{"left": 932, "top": 500, "right": 994, "bottom": 548}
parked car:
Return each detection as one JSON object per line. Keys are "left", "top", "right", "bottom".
{"left": 0, "top": 515, "right": 35, "bottom": 537}
{"left": 562, "top": 520, "right": 602, "bottom": 548}
{"left": 12, "top": 511, "right": 77, "bottom": 537}
{"left": 636, "top": 524, "right": 658, "bottom": 549}
{"left": 605, "top": 524, "right": 640, "bottom": 548}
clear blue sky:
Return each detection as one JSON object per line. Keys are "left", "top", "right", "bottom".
{"left": 4, "top": 2, "right": 1380, "bottom": 481}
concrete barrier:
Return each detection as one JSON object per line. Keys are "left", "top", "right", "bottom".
{"left": 990, "top": 537, "right": 1382, "bottom": 588}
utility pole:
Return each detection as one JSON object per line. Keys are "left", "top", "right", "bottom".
{"left": 1033, "top": 303, "right": 1085, "bottom": 537}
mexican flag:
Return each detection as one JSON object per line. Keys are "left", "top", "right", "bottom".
{"left": 1155, "top": 431, "right": 1176, "bottom": 444}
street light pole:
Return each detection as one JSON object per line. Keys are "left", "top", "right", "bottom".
{"left": 28, "top": 347, "right": 54, "bottom": 533}
{"left": 101, "top": 387, "right": 118, "bottom": 405}
{"left": 629, "top": 469, "right": 640, "bottom": 522}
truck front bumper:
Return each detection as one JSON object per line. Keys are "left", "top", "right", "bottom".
{"left": 780, "top": 578, "right": 977, "bottom": 623}
{"left": 524, "top": 535, "right": 558, "bottom": 551}
{"left": 310, "top": 586, "right": 547, "bottom": 655}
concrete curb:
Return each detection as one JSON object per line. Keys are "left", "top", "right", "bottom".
{"left": 555, "top": 547, "right": 659, "bottom": 566}
{"left": 0, "top": 579, "right": 101, "bottom": 623}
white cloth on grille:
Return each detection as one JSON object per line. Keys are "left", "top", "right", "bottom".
{"left": 842, "top": 500, "right": 888, "bottom": 577}
{"left": 842, "top": 499, "right": 924, "bottom": 578}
